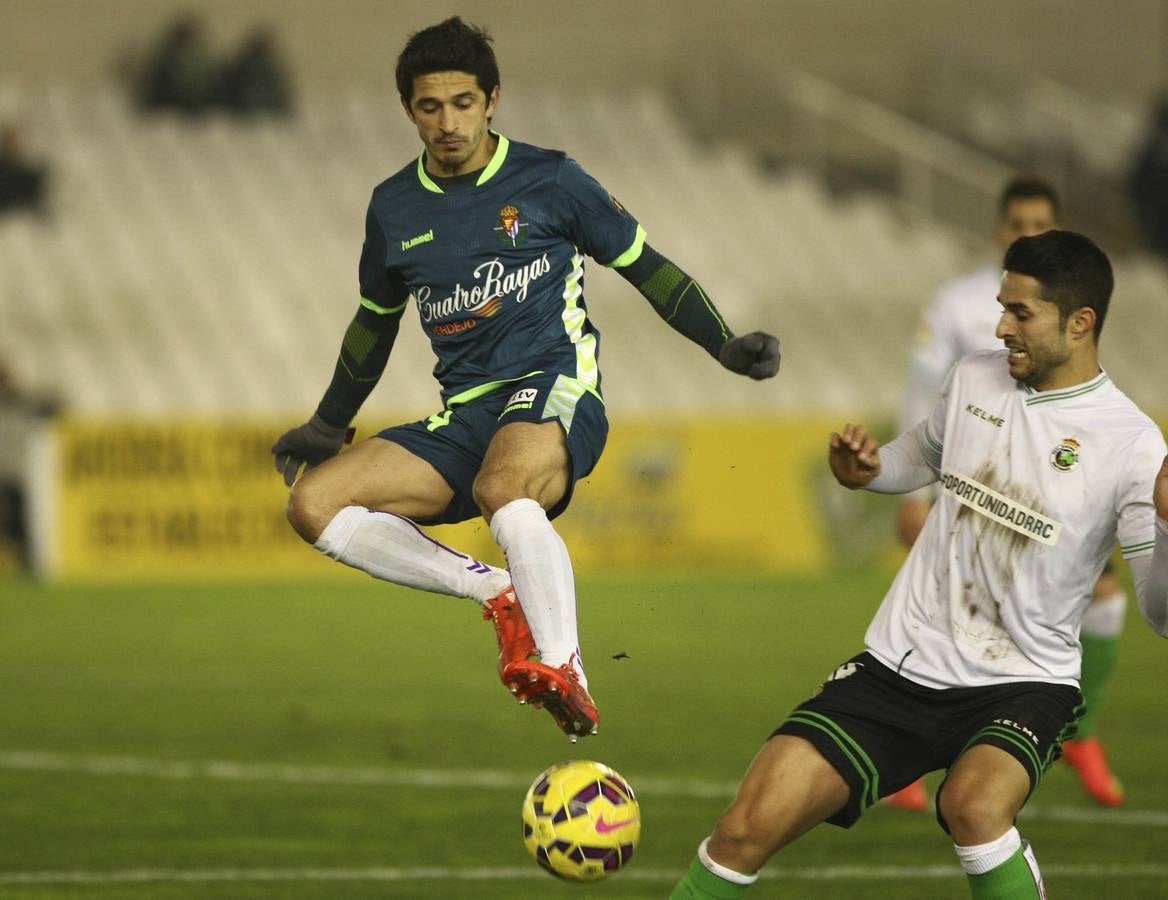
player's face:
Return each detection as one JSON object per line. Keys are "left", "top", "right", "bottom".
{"left": 994, "top": 197, "right": 1057, "bottom": 250}
{"left": 995, "top": 271, "right": 1072, "bottom": 389}
{"left": 404, "top": 72, "right": 499, "bottom": 177}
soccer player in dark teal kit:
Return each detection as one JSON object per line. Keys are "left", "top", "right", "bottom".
{"left": 272, "top": 17, "right": 780, "bottom": 739}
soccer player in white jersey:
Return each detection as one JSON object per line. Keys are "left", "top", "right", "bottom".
{"left": 890, "top": 176, "right": 1129, "bottom": 810}
{"left": 671, "top": 230, "right": 1168, "bottom": 900}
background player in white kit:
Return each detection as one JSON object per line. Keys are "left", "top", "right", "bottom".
{"left": 889, "top": 177, "right": 1129, "bottom": 810}
{"left": 671, "top": 229, "right": 1168, "bottom": 900}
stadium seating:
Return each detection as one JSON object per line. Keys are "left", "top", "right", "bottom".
{"left": 1, "top": 82, "right": 1165, "bottom": 419}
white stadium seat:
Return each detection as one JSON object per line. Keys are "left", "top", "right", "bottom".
{"left": 0, "top": 82, "right": 1163, "bottom": 418}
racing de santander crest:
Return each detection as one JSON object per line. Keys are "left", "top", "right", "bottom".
{"left": 1049, "top": 437, "right": 1081, "bottom": 472}
{"left": 494, "top": 204, "right": 528, "bottom": 247}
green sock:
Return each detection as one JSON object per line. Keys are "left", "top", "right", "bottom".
{"left": 1077, "top": 633, "right": 1119, "bottom": 738}
{"left": 967, "top": 846, "right": 1043, "bottom": 899}
{"left": 670, "top": 855, "right": 752, "bottom": 900}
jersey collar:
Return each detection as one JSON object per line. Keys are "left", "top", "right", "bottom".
{"left": 416, "top": 132, "right": 510, "bottom": 194}
{"left": 1022, "top": 368, "right": 1109, "bottom": 406}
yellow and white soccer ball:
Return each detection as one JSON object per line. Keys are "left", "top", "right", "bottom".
{"left": 521, "top": 759, "right": 641, "bottom": 881}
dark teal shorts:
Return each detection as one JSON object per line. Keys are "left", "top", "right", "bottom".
{"left": 378, "top": 371, "right": 608, "bottom": 524}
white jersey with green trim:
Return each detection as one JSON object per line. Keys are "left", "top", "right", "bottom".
{"left": 867, "top": 349, "right": 1167, "bottom": 689}
{"left": 899, "top": 266, "right": 1003, "bottom": 433}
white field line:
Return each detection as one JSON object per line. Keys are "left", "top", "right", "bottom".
{"left": 3, "top": 863, "right": 1168, "bottom": 886}
{"left": 2, "top": 749, "right": 1168, "bottom": 830}
{"left": 0, "top": 749, "right": 736, "bottom": 797}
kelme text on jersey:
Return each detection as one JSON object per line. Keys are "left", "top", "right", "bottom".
{"left": 966, "top": 403, "right": 1005, "bottom": 427}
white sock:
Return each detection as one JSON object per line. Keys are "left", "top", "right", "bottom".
{"left": 954, "top": 826, "right": 1022, "bottom": 875}
{"left": 1081, "top": 590, "right": 1127, "bottom": 639}
{"left": 698, "top": 837, "right": 759, "bottom": 885}
{"left": 315, "top": 506, "right": 510, "bottom": 604}
{"left": 489, "top": 498, "right": 584, "bottom": 683}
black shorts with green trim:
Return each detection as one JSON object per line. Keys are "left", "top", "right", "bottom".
{"left": 377, "top": 371, "right": 608, "bottom": 525}
{"left": 773, "top": 651, "right": 1082, "bottom": 829}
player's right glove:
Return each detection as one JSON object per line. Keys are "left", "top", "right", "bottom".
{"left": 719, "top": 331, "right": 781, "bottom": 380}
{"left": 271, "top": 413, "right": 350, "bottom": 487}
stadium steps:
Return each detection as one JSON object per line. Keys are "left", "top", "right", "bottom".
{"left": 0, "top": 82, "right": 1164, "bottom": 418}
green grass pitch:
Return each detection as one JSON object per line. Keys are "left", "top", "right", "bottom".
{"left": 1, "top": 570, "right": 1165, "bottom": 899}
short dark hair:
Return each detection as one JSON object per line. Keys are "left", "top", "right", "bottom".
{"left": 395, "top": 17, "right": 499, "bottom": 105}
{"left": 998, "top": 175, "right": 1061, "bottom": 219}
{"left": 1002, "top": 230, "right": 1112, "bottom": 339}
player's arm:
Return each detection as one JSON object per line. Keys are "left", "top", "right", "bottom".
{"left": 313, "top": 299, "right": 405, "bottom": 427}
{"left": 613, "top": 245, "right": 780, "bottom": 380}
{"left": 899, "top": 293, "right": 960, "bottom": 433}
{"left": 896, "top": 292, "right": 956, "bottom": 543}
{"left": 828, "top": 419, "right": 939, "bottom": 493}
{"left": 271, "top": 300, "right": 405, "bottom": 486}
{"left": 553, "top": 156, "right": 778, "bottom": 380}
{"left": 1130, "top": 455, "right": 1168, "bottom": 637}
{"left": 896, "top": 496, "right": 931, "bottom": 547}
{"left": 271, "top": 203, "right": 408, "bottom": 487}
{"left": 833, "top": 357, "right": 950, "bottom": 492}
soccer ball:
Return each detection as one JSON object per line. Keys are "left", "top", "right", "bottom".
{"left": 521, "top": 759, "right": 641, "bottom": 881}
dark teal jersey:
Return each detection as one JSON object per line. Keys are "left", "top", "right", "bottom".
{"left": 358, "top": 134, "right": 644, "bottom": 405}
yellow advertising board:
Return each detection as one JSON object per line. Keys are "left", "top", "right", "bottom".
{"left": 45, "top": 418, "right": 333, "bottom": 581}
{"left": 43, "top": 415, "right": 846, "bottom": 582}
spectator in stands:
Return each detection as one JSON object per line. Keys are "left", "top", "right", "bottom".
{"left": 136, "top": 14, "right": 216, "bottom": 115}
{"left": 213, "top": 27, "right": 294, "bottom": 117}
{"left": 0, "top": 124, "right": 48, "bottom": 217}
{"left": 0, "top": 363, "right": 60, "bottom": 573}
{"left": 1129, "top": 96, "right": 1168, "bottom": 257}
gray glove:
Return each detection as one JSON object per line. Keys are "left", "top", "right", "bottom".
{"left": 719, "top": 331, "right": 781, "bottom": 380}
{"left": 271, "top": 414, "right": 350, "bottom": 487}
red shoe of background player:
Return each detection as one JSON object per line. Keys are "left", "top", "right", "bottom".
{"left": 884, "top": 778, "right": 929, "bottom": 811}
{"left": 1062, "top": 737, "right": 1125, "bottom": 806}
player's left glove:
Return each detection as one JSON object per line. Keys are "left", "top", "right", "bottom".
{"left": 719, "top": 331, "right": 781, "bottom": 380}
{"left": 271, "top": 413, "right": 351, "bottom": 487}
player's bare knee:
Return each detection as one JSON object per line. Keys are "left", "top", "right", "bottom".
{"left": 472, "top": 468, "right": 520, "bottom": 521}
{"left": 285, "top": 477, "right": 338, "bottom": 544}
{"left": 712, "top": 810, "right": 753, "bottom": 848}
{"left": 936, "top": 783, "right": 1004, "bottom": 843}
{"left": 718, "top": 799, "right": 784, "bottom": 852}
{"left": 709, "top": 809, "right": 774, "bottom": 872}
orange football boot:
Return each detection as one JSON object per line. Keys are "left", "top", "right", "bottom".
{"left": 482, "top": 586, "right": 537, "bottom": 677}
{"left": 503, "top": 659, "right": 599, "bottom": 740}
{"left": 1062, "top": 737, "right": 1125, "bottom": 806}
{"left": 884, "top": 778, "right": 929, "bottom": 811}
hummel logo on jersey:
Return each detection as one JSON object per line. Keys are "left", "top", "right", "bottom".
{"left": 966, "top": 403, "right": 1005, "bottom": 427}
{"left": 401, "top": 229, "right": 434, "bottom": 251}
